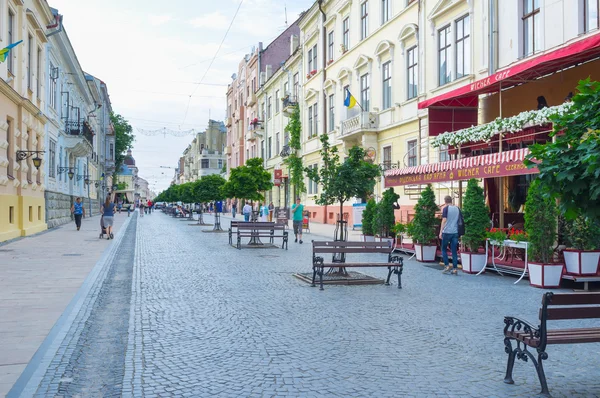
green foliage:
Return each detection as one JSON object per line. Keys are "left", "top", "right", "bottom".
{"left": 194, "top": 174, "right": 226, "bottom": 203}
{"left": 375, "top": 188, "right": 399, "bottom": 238}
{"left": 361, "top": 198, "right": 377, "bottom": 236}
{"left": 222, "top": 158, "right": 273, "bottom": 202}
{"left": 524, "top": 180, "right": 558, "bottom": 263}
{"left": 392, "top": 222, "right": 406, "bottom": 236}
{"left": 462, "top": 179, "right": 489, "bottom": 252}
{"left": 115, "top": 182, "right": 127, "bottom": 190}
{"left": 526, "top": 79, "right": 600, "bottom": 222}
{"left": 306, "top": 134, "right": 380, "bottom": 215}
{"left": 406, "top": 185, "right": 438, "bottom": 244}
{"left": 178, "top": 182, "right": 196, "bottom": 204}
{"left": 563, "top": 214, "right": 600, "bottom": 251}
{"left": 111, "top": 113, "right": 135, "bottom": 173}
{"left": 283, "top": 105, "right": 306, "bottom": 193}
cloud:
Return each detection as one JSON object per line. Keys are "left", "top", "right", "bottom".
{"left": 189, "top": 12, "right": 230, "bottom": 29}
{"left": 147, "top": 14, "right": 174, "bottom": 26}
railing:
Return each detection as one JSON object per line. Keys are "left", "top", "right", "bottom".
{"left": 280, "top": 145, "right": 291, "bottom": 158}
{"left": 379, "top": 161, "right": 401, "bottom": 171}
{"left": 340, "top": 112, "right": 379, "bottom": 137}
{"left": 65, "top": 120, "right": 94, "bottom": 146}
{"left": 282, "top": 95, "right": 298, "bottom": 110}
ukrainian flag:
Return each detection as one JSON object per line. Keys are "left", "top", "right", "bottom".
{"left": 344, "top": 89, "right": 357, "bottom": 109}
{"left": 0, "top": 40, "right": 23, "bottom": 63}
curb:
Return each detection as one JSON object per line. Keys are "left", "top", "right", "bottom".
{"left": 6, "top": 214, "right": 135, "bottom": 398}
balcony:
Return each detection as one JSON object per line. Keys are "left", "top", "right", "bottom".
{"left": 225, "top": 146, "right": 232, "bottom": 155}
{"left": 340, "top": 112, "right": 379, "bottom": 140}
{"left": 246, "top": 120, "right": 264, "bottom": 141}
{"left": 226, "top": 117, "right": 232, "bottom": 127}
{"left": 63, "top": 120, "right": 93, "bottom": 157}
{"left": 104, "top": 158, "right": 116, "bottom": 173}
{"left": 246, "top": 92, "right": 256, "bottom": 107}
{"left": 279, "top": 145, "right": 291, "bottom": 158}
{"left": 282, "top": 95, "right": 298, "bottom": 116}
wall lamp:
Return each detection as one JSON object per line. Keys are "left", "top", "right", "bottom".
{"left": 16, "top": 150, "right": 44, "bottom": 169}
{"left": 57, "top": 166, "right": 75, "bottom": 180}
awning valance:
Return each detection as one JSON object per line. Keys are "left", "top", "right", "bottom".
{"left": 418, "top": 32, "right": 600, "bottom": 109}
{"left": 384, "top": 148, "right": 538, "bottom": 187}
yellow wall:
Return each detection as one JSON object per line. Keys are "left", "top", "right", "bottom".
{"left": 0, "top": 194, "right": 20, "bottom": 241}
{"left": 19, "top": 195, "right": 46, "bottom": 236}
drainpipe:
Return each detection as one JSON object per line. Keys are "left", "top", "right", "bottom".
{"left": 318, "top": 0, "right": 328, "bottom": 224}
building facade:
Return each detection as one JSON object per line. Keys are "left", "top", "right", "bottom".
{"left": 0, "top": 0, "right": 55, "bottom": 241}
{"left": 177, "top": 119, "right": 227, "bottom": 184}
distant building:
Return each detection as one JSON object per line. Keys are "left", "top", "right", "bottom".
{"left": 114, "top": 149, "right": 138, "bottom": 205}
{"left": 178, "top": 120, "right": 227, "bottom": 184}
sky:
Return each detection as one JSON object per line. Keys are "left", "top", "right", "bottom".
{"left": 49, "top": 0, "right": 315, "bottom": 193}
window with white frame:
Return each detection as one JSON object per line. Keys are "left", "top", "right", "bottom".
{"left": 276, "top": 132, "right": 280, "bottom": 154}
{"left": 308, "top": 44, "right": 317, "bottom": 72}
{"left": 268, "top": 137, "right": 272, "bottom": 158}
{"left": 329, "top": 94, "right": 335, "bottom": 132}
{"left": 308, "top": 164, "right": 318, "bottom": 194}
{"left": 438, "top": 25, "right": 451, "bottom": 86}
{"left": 360, "top": 73, "right": 370, "bottom": 111}
{"left": 7, "top": 10, "right": 14, "bottom": 74}
{"left": 381, "top": 0, "right": 390, "bottom": 24}
{"left": 383, "top": 146, "right": 392, "bottom": 169}
{"left": 342, "top": 17, "right": 350, "bottom": 51}
{"left": 58, "top": 148, "right": 62, "bottom": 181}
{"left": 328, "top": 31, "right": 335, "bottom": 62}
{"left": 28, "top": 35, "right": 33, "bottom": 91}
{"left": 49, "top": 63, "right": 57, "bottom": 109}
{"left": 382, "top": 61, "right": 392, "bottom": 109}
{"left": 37, "top": 48, "right": 42, "bottom": 98}
{"left": 308, "top": 105, "right": 314, "bottom": 137}
{"left": 275, "top": 90, "right": 280, "bottom": 113}
{"left": 361, "top": 2, "right": 369, "bottom": 40}
{"left": 201, "top": 159, "right": 209, "bottom": 168}
{"left": 439, "top": 145, "right": 449, "bottom": 162}
{"left": 584, "top": 0, "right": 599, "bottom": 32}
{"left": 407, "top": 140, "right": 418, "bottom": 167}
{"left": 407, "top": 46, "right": 418, "bottom": 99}
{"left": 455, "top": 15, "right": 470, "bottom": 79}
{"left": 283, "top": 82, "right": 289, "bottom": 96}
{"left": 313, "top": 103, "right": 318, "bottom": 137}
{"left": 49, "top": 139, "right": 56, "bottom": 178}
{"left": 267, "top": 96, "right": 272, "bottom": 118}
{"left": 523, "top": 0, "right": 541, "bottom": 57}
{"left": 293, "top": 73, "right": 299, "bottom": 97}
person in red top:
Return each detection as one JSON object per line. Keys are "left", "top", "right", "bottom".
{"left": 147, "top": 200, "right": 153, "bottom": 214}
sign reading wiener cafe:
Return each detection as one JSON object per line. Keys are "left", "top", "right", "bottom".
{"left": 385, "top": 160, "right": 538, "bottom": 187}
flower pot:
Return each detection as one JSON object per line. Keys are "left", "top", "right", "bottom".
{"left": 563, "top": 249, "right": 600, "bottom": 276}
{"left": 363, "top": 234, "right": 375, "bottom": 242}
{"left": 528, "top": 262, "right": 564, "bottom": 288}
{"left": 460, "top": 252, "right": 487, "bottom": 274}
{"left": 414, "top": 244, "right": 437, "bottom": 262}
{"left": 378, "top": 236, "right": 395, "bottom": 247}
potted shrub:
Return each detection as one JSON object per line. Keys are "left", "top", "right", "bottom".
{"left": 375, "top": 188, "right": 399, "bottom": 246}
{"left": 563, "top": 215, "right": 600, "bottom": 275}
{"left": 460, "top": 179, "right": 489, "bottom": 274}
{"left": 361, "top": 198, "right": 376, "bottom": 242}
{"left": 392, "top": 222, "right": 406, "bottom": 247}
{"left": 406, "top": 185, "right": 439, "bottom": 262}
{"left": 524, "top": 180, "right": 563, "bottom": 288}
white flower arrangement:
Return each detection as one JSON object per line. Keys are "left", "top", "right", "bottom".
{"left": 431, "top": 102, "right": 573, "bottom": 148}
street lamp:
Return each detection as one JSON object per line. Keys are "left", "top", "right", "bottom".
{"left": 68, "top": 170, "right": 75, "bottom": 180}
{"left": 16, "top": 150, "right": 45, "bottom": 170}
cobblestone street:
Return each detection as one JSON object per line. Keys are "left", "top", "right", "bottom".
{"left": 7, "top": 212, "right": 600, "bottom": 397}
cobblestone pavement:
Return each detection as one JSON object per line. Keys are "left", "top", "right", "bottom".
{"left": 117, "top": 213, "right": 599, "bottom": 397}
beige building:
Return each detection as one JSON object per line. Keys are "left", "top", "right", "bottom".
{"left": 0, "top": 0, "right": 56, "bottom": 241}
{"left": 179, "top": 120, "right": 227, "bottom": 184}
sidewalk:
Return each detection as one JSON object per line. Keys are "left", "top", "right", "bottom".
{"left": 0, "top": 213, "right": 129, "bottom": 397}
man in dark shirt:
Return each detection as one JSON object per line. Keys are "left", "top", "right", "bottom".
{"left": 440, "top": 195, "right": 460, "bottom": 275}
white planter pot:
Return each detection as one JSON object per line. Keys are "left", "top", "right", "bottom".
{"left": 460, "top": 252, "right": 487, "bottom": 274}
{"left": 414, "top": 244, "right": 437, "bottom": 262}
{"left": 564, "top": 249, "right": 600, "bottom": 276}
{"left": 528, "top": 262, "right": 564, "bottom": 288}
{"left": 363, "top": 235, "right": 375, "bottom": 242}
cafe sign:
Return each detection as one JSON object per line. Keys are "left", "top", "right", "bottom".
{"left": 385, "top": 160, "right": 538, "bottom": 187}
{"left": 274, "top": 169, "right": 282, "bottom": 187}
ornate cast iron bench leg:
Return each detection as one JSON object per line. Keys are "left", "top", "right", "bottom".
{"left": 388, "top": 256, "right": 404, "bottom": 288}
{"left": 503, "top": 338, "right": 517, "bottom": 385}
{"left": 228, "top": 229, "right": 232, "bottom": 245}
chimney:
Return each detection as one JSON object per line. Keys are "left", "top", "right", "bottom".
{"left": 265, "top": 65, "right": 273, "bottom": 81}
{"left": 290, "top": 35, "right": 299, "bottom": 56}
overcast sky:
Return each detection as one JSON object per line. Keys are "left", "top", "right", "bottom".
{"left": 50, "top": 0, "right": 314, "bottom": 193}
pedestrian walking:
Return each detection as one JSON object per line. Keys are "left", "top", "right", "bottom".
{"left": 147, "top": 200, "right": 153, "bottom": 214}
{"left": 268, "top": 202, "right": 274, "bottom": 222}
{"left": 127, "top": 203, "right": 131, "bottom": 217}
{"left": 260, "top": 202, "right": 269, "bottom": 222}
{"left": 232, "top": 199, "right": 238, "bottom": 218}
{"left": 291, "top": 197, "right": 304, "bottom": 244}
{"left": 139, "top": 200, "right": 145, "bottom": 217}
{"left": 71, "top": 197, "right": 85, "bottom": 231}
{"left": 100, "top": 195, "right": 116, "bottom": 240}
{"left": 117, "top": 201, "right": 122, "bottom": 214}
{"left": 440, "top": 195, "right": 461, "bottom": 275}
{"left": 243, "top": 201, "right": 252, "bottom": 222}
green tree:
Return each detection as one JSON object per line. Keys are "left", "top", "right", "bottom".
{"left": 305, "top": 134, "right": 381, "bottom": 240}
{"left": 375, "top": 188, "right": 399, "bottom": 238}
{"left": 194, "top": 174, "right": 226, "bottom": 203}
{"left": 222, "top": 158, "right": 273, "bottom": 202}
{"left": 111, "top": 113, "right": 135, "bottom": 173}
{"left": 407, "top": 185, "right": 438, "bottom": 244}
{"left": 462, "top": 179, "right": 489, "bottom": 252}
{"left": 283, "top": 105, "right": 305, "bottom": 194}
{"left": 526, "top": 78, "right": 600, "bottom": 222}
{"left": 361, "top": 198, "right": 377, "bottom": 236}
{"left": 178, "top": 182, "right": 196, "bottom": 204}
{"left": 524, "top": 180, "right": 558, "bottom": 264}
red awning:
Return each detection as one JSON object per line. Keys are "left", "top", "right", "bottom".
{"left": 418, "top": 32, "right": 600, "bottom": 109}
{"left": 384, "top": 148, "right": 538, "bottom": 187}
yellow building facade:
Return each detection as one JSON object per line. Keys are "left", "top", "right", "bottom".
{"left": 0, "top": 0, "right": 53, "bottom": 241}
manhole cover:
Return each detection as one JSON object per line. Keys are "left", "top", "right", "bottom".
{"left": 63, "top": 254, "right": 83, "bottom": 257}
{"left": 0, "top": 249, "right": 14, "bottom": 252}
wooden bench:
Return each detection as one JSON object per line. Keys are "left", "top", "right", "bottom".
{"left": 503, "top": 292, "right": 600, "bottom": 396}
{"left": 236, "top": 223, "right": 288, "bottom": 250}
{"left": 311, "top": 241, "right": 403, "bottom": 291}
{"left": 229, "top": 221, "right": 276, "bottom": 244}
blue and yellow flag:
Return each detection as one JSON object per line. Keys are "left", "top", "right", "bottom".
{"left": 344, "top": 89, "right": 357, "bottom": 108}
{"left": 0, "top": 40, "right": 23, "bottom": 63}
